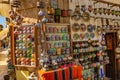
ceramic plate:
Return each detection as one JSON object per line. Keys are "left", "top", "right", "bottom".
{"left": 73, "top": 33, "right": 79, "bottom": 40}
{"left": 80, "top": 33, "right": 85, "bottom": 39}
{"left": 80, "top": 23, "right": 86, "bottom": 32}
{"left": 72, "top": 11, "right": 81, "bottom": 21}
{"left": 87, "top": 24, "right": 94, "bottom": 32}
{"left": 90, "top": 32, "right": 95, "bottom": 39}
{"left": 82, "top": 12, "right": 90, "bottom": 21}
{"left": 84, "top": 33, "right": 89, "bottom": 39}
{"left": 72, "top": 23, "right": 80, "bottom": 32}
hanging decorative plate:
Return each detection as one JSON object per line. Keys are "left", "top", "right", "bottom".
{"left": 71, "top": 11, "right": 81, "bottom": 21}
{"left": 73, "top": 33, "right": 79, "bottom": 40}
{"left": 82, "top": 12, "right": 90, "bottom": 21}
{"left": 80, "top": 23, "right": 86, "bottom": 32}
{"left": 72, "top": 23, "right": 80, "bottom": 32}
{"left": 81, "top": 5, "right": 87, "bottom": 12}
{"left": 84, "top": 33, "right": 89, "bottom": 39}
{"left": 90, "top": 32, "right": 95, "bottom": 39}
{"left": 87, "top": 24, "right": 94, "bottom": 32}
{"left": 79, "top": 33, "right": 85, "bottom": 39}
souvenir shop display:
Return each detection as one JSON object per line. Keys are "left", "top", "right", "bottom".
{"left": 8, "top": 0, "right": 120, "bottom": 80}
{"left": 39, "top": 23, "right": 73, "bottom": 71}
{"left": 69, "top": 0, "right": 113, "bottom": 79}
{"left": 10, "top": 24, "right": 38, "bottom": 67}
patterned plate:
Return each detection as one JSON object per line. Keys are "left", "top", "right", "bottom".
{"left": 90, "top": 32, "right": 95, "bottom": 39}
{"left": 72, "top": 11, "right": 81, "bottom": 21}
{"left": 72, "top": 23, "right": 80, "bottom": 32}
{"left": 87, "top": 24, "right": 94, "bottom": 32}
{"left": 84, "top": 33, "right": 89, "bottom": 39}
{"left": 80, "top": 33, "right": 85, "bottom": 39}
{"left": 73, "top": 33, "right": 79, "bottom": 40}
{"left": 80, "top": 23, "right": 86, "bottom": 32}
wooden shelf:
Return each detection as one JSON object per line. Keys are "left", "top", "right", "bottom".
{"left": 15, "top": 65, "right": 36, "bottom": 68}
{"left": 93, "top": 0, "right": 120, "bottom": 7}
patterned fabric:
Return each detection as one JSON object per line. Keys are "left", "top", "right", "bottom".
{"left": 38, "top": 66, "right": 82, "bottom": 80}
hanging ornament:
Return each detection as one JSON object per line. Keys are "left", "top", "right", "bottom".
{"left": 88, "top": 0, "right": 93, "bottom": 12}
{"left": 38, "top": 9, "right": 45, "bottom": 16}
{"left": 35, "top": 21, "right": 41, "bottom": 27}
{"left": 11, "top": 0, "right": 21, "bottom": 8}
{"left": 15, "top": 15, "right": 23, "bottom": 25}
{"left": 37, "top": 1, "right": 45, "bottom": 8}
{"left": 81, "top": 5, "right": 87, "bottom": 12}
{"left": 42, "top": 16, "right": 48, "bottom": 23}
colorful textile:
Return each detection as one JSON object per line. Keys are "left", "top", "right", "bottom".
{"left": 38, "top": 66, "right": 82, "bottom": 80}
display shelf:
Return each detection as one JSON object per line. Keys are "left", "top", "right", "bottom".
{"left": 15, "top": 65, "right": 36, "bottom": 68}
{"left": 46, "top": 32, "right": 68, "bottom": 34}
{"left": 45, "top": 23, "right": 71, "bottom": 55}
{"left": 10, "top": 24, "right": 38, "bottom": 67}
{"left": 39, "top": 23, "right": 73, "bottom": 71}
{"left": 46, "top": 40, "right": 70, "bottom": 42}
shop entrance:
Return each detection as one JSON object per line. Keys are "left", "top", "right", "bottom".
{"left": 105, "top": 32, "right": 118, "bottom": 80}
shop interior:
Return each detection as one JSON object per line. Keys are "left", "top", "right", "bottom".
{"left": 0, "top": 0, "right": 120, "bottom": 80}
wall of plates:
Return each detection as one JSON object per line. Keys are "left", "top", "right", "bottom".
{"left": 68, "top": 0, "right": 117, "bottom": 79}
